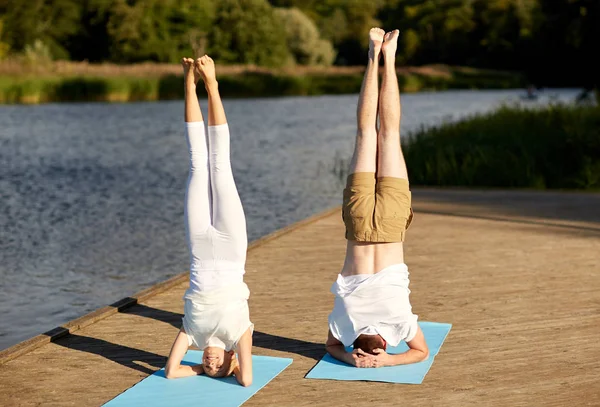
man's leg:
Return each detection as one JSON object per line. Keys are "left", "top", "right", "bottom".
{"left": 196, "top": 55, "right": 247, "bottom": 262}
{"left": 377, "top": 30, "right": 408, "bottom": 180}
{"left": 348, "top": 28, "right": 385, "bottom": 174}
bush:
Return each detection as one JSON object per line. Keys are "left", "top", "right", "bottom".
{"left": 404, "top": 104, "right": 600, "bottom": 190}
{"left": 274, "top": 8, "right": 336, "bottom": 66}
{"left": 208, "top": 0, "right": 290, "bottom": 67}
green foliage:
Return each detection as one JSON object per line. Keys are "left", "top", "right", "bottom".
{"left": 274, "top": 7, "right": 335, "bottom": 66}
{"left": 23, "top": 40, "right": 53, "bottom": 64}
{"left": 404, "top": 105, "right": 600, "bottom": 189}
{"left": 0, "top": 19, "right": 9, "bottom": 59}
{"left": 0, "top": 0, "right": 81, "bottom": 59}
{"left": 208, "top": 0, "right": 290, "bottom": 67}
{"left": 103, "top": 0, "right": 216, "bottom": 63}
{"left": 279, "top": 0, "right": 385, "bottom": 65}
{"left": 0, "top": 0, "right": 596, "bottom": 88}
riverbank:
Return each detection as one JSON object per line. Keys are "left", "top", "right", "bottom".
{"left": 0, "top": 62, "right": 524, "bottom": 104}
{"left": 405, "top": 104, "right": 600, "bottom": 190}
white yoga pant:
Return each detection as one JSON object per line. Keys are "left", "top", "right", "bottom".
{"left": 184, "top": 122, "right": 247, "bottom": 293}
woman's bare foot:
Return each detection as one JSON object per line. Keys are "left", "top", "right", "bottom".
{"left": 195, "top": 55, "right": 217, "bottom": 89}
{"left": 369, "top": 27, "right": 385, "bottom": 59}
{"left": 181, "top": 57, "right": 200, "bottom": 88}
{"left": 382, "top": 29, "right": 399, "bottom": 59}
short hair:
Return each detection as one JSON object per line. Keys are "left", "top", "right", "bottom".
{"left": 353, "top": 334, "right": 386, "bottom": 355}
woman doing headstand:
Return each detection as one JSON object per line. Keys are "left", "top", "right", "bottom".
{"left": 164, "top": 56, "right": 253, "bottom": 386}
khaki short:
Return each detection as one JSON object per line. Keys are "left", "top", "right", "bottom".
{"left": 342, "top": 172, "right": 414, "bottom": 243}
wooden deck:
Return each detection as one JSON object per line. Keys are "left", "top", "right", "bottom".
{"left": 1, "top": 189, "right": 600, "bottom": 406}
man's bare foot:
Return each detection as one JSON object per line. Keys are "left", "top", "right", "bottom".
{"left": 181, "top": 57, "right": 200, "bottom": 88}
{"left": 382, "top": 29, "right": 399, "bottom": 59}
{"left": 369, "top": 27, "right": 385, "bottom": 59}
{"left": 195, "top": 55, "right": 217, "bottom": 88}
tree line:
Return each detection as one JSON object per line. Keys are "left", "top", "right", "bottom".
{"left": 0, "top": 0, "right": 597, "bottom": 88}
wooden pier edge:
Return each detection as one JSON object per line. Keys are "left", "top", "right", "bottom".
{"left": 0, "top": 206, "right": 341, "bottom": 365}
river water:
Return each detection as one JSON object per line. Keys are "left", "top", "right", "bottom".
{"left": 0, "top": 88, "right": 581, "bottom": 349}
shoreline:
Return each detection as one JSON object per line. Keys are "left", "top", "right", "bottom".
{"left": 0, "top": 63, "right": 524, "bottom": 104}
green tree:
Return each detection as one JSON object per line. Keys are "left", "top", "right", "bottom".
{"left": 379, "top": 0, "right": 476, "bottom": 65}
{"left": 274, "top": 7, "right": 335, "bottom": 65}
{"left": 64, "top": 0, "right": 215, "bottom": 63}
{"left": 209, "top": 0, "right": 290, "bottom": 67}
{"left": 270, "top": 0, "right": 385, "bottom": 65}
{"left": 0, "top": 0, "right": 82, "bottom": 59}
{"left": 104, "top": 0, "right": 215, "bottom": 63}
{"left": 0, "top": 19, "right": 10, "bottom": 59}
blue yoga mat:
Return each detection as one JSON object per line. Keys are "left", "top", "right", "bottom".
{"left": 305, "top": 321, "right": 451, "bottom": 384}
{"left": 103, "top": 351, "right": 292, "bottom": 407}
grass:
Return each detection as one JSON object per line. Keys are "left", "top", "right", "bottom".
{"left": 0, "top": 61, "right": 525, "bottom": 104}
{"left": 403, "top": 104, "right": 600, "bottom": 190}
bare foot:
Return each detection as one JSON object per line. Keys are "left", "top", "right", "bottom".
{"left": 382, "top": 29, "right": 399, "bottom": 59}
{"left": 195, "top": 55, "right": 217, "bottom": 88}
{"left": 369, "top": 27, "right": 385, "bottom": 59}
{"left": 181, "top": 57, "right": 200, "bottom": 87}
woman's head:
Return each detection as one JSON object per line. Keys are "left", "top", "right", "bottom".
{"left": 202, "top": 346, "right": 235, "bottom": 377}
{"left": 353, "top": 334, "right": 387, "bottom": 355}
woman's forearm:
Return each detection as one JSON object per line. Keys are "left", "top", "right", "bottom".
{"left": 165, "top": 363, "right": 203, "bottom": 379}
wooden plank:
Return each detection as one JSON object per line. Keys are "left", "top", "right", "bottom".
{"left": 1, "top": 190, "right": 599, "bottom": 407}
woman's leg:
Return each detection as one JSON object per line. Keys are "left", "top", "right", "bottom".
{"left": 377, "top": 30, "right": 408, "bottom": 180}
{"left": 181, "top": 58, "right": 213, "bottom": 268}
{"left": 348, "top": 28, "right": 385, "bottom": 175}
{"left": 196, "top": 56, "right": 247, "bottom": 261}
{"left": 165, "top": 59, "right": 211, "bottom": 378}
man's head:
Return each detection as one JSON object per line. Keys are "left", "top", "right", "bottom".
{"left": 202, "top": 346, "right": 235, "bottom": 377}
{"left": 353, "top": 334, "right": 387, "bottom": 355}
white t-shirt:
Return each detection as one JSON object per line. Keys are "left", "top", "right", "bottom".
{"left": 182, "top": 282, "right": 253, "bottom": 351}
{"left": 328, "top": 263, "right": 419, "bottom": 347}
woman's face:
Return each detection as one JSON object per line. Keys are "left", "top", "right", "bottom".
{"left": 202, "top": 346, "right": 233, "bottom": 377}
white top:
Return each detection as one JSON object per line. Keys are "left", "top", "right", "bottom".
{"left": 182, "top": 282, "right": 253, "bottom": 351}
{"left": 328, "top": 263, "right": 419, "bottom": 347}
{"left": 189, "top": 260, "right": 245, "bottom": 293}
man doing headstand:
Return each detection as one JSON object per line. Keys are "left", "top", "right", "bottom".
{"left": 325, "top": 28, "right": 429, "bottom": 368}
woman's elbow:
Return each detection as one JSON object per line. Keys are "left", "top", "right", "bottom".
{"left": 165, "top": 367, "right": 176, "bottom": 379}
{"left": 240, "top": 377, "right": 252, "bottom": 387}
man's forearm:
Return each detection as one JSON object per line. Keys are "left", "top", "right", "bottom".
{"left": 389, "top": 349, "right": 429, "bottom": 366}
{"left": 326, "top": 346, "right": 354, "bottom": 366}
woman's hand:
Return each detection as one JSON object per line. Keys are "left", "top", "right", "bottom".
{"left": 226, "top": 351, "right": 238, "bottom": 377}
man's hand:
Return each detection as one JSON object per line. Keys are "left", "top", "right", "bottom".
{"left": 371, "top": 348, "right": 393, "bottom": 368}
{"left": 350, "top": 348, "right": 375, "bottom": 368}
